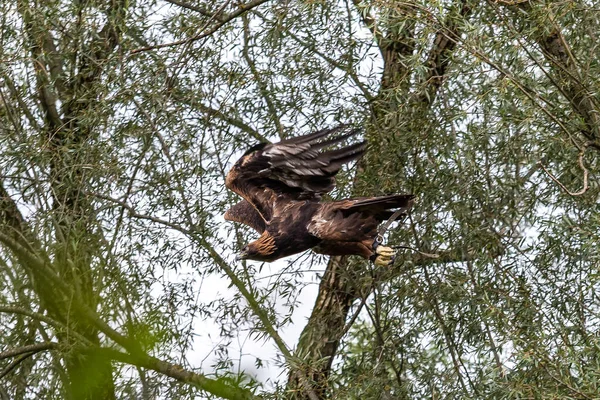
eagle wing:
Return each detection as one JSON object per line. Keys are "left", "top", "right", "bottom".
{"left": 225, "top": 125, "right": 366, "bottom": 223}
{"left": 224, "top": 200, "right": 266, "bottom": 233}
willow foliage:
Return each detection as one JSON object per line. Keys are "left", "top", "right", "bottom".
{"left": 0, "top": 0, "right": 598, "bottom": 399}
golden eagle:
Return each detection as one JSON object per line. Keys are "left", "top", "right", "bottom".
{"left": 224, "top": 126, "right": 414, "bottom": 266}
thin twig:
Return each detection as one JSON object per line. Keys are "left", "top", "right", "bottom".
{"left": 493, "top": 0, "right": 529, "bottom": 4}
{"left": 130, "top": 0, "right": 270, "bottom": 54}
{"left": 539, "top": 145, "right": 590, "bottom": 197}
{"left": 163, "top": 0, "right": 221, "bottom": 19}
{"left": 0, "top": 353, "right": 37, "bottom": 380}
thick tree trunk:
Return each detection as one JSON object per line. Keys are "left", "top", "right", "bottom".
{"left": 287, "top": 257, "right": 365, "bottom": 399}
{"left": 286, "top": 2, "right": 474, "bottom": 398}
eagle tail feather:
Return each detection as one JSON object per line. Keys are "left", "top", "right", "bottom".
{"left": 310, "top": 128, "right": 361, "bottom": 151}
{"left": 343, "top": 194, "right": 415, "bottom": 220}
{"left": 319, "top": 141, "right": 367, "bottom": 174}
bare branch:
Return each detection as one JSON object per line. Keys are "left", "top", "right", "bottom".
{"left": 130, "top": 0, "right": 271, "bottom": 54}
{"left": 539, "top": 145, "right": 590, "bottom": 197}
{"left": 415, "top": 0, "right": 474, "bottom": 106}
{"left": 163, "top": 0, "right": 221, "bottom": 19}
{"left": 0, "top": 342, "right": 58, "bottom": 361}
{"left": 241, "top": 13, "right": 283, "bottom": 137}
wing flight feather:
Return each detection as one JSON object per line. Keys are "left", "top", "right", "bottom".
{"left": 225, "top": 125, "right": 366, "bottom": 223}
{"left": 224, "top": 200, "right": 266, "bottom": 233}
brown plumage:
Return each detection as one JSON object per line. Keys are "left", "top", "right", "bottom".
{"left": 224, "top": 125, "right": 414, "bottom": 265}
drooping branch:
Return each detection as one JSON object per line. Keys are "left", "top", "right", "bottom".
{"left": 163, "top": 0, "right": 219, "bottom": 19}
{"left": 16, "top": 2, "right": 63, "bottom": 130}
{"left": 0, "top": 303, "right": 254, "bottom": 399}
{"left": 62, "top": 0, "right": 128, "bottom": 127}
{"left": 131, "top": 0, "right": 271, "bottom": 54}
{"left": 0, "top": 342, "right": 59, "bottom": 380}
{"left": 538, "top": 144, "right": 590, "bottom": 197}
{"left": 241, "top": 13, "right": 284, "bottom": 137}
{"left": 0, "top": 342, "right": 58, "bottom": 361}
{"left": 196, "top": 102, "right": 267, "bottom": 142}
{"left": 101, "top": 348, "right": 257, "bottom": 400}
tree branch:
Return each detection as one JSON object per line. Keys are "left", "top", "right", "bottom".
{"left": 0, "top": 71, "right": 42, "bottom": 131}
{"left": 241, "top": 13, "right": 283, "bottom": 137}
{"left": 163, "top": 0, "right": 221, "bottom": 19}
{"left": 131, "top": 0, "right": 271, "bottom": 54}
{"left": 0, "top": 342, "right": 58, "bottom": 361}
{"left": 0, "top": 353, "right": 36, "bottom": 380}
{"left": 196, "top": 101, "right": 268, "bottom": 142}
{"left": 103, "top": 348, "right": 256, "bottom": 400}
{"left": 16, "top": 0, "right": 63, "bottom": 129}
{"left": 415, "top": 0, "right": 474, "bottom": 106}
{"left": 497, "top": 1, "right": 600, "bottom": 146}
{"left": 0, "top": 342, "right": 58, "bottom": 381}
{"left": 538, "top": 144, "right": 590, "bottom": 197}
{"left": 274, "top": 24, "right": 374, "bottom": 102}
{"left": 0, "top": 305, "right": 89, "bottom": 343}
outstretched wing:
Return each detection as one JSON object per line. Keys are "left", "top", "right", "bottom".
{"left": 225, "top": 125, "right": 366, "bottom": 222}
{"left": 224, "top": 200, "right": 266, "bottom": 233}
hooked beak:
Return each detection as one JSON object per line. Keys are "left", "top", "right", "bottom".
{"left": 235, "top": 250, "right": 248, "bottom": 262}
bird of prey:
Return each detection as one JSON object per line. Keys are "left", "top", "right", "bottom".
{"left": 224, "top": 125, "right": 414, "bottom": 266}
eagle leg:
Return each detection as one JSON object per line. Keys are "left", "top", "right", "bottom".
{"left": 370, "top": 245, "right": 396, "bottom": 267}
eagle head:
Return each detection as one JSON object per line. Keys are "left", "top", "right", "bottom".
{"left": 235, "top": 245, "right": 252, "bottom": 261}
{"left": 235, "top": 233, "right": 276, "bottom": 262}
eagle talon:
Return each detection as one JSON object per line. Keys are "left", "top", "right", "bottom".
{"left": 373, "top": 246, "right": 397, "bottom": 267}
{"left": 374, "top": 254, "right": 395, "bottom": 267}
{"left": 376, "top": 245, "right": 395, "bottom": 257}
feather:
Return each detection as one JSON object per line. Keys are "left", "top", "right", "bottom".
{"left": 224, "top": 200, "right": 266, "bottom": 233}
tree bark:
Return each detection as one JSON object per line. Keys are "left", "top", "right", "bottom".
{"left": 286, "top": 2, "right": 474, "bottom": 398}
{"left": 502, "top": 2, "right": 600, "bottom": 147}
